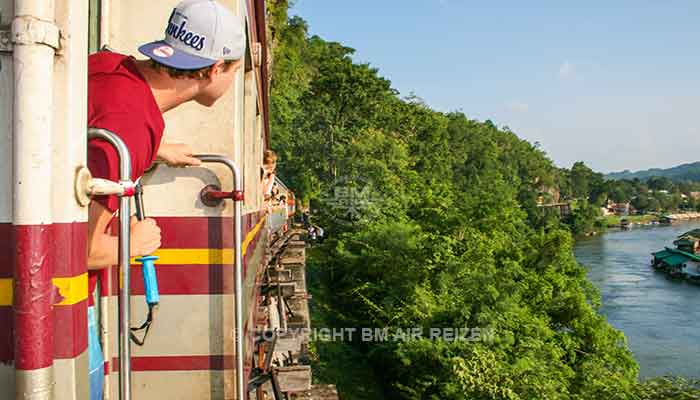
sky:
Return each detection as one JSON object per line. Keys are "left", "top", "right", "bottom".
{"left": 290, "top": 1, "right": 700, "bottom": 173}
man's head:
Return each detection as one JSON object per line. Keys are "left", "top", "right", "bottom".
{"left": 262, "top": 149, "right": 277, "bottom": 175}
{"left": 138, "top": 0, "right": 245, "bottom": 106}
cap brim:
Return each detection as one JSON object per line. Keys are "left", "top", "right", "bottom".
{"left": 138, "top": 40, "right": 216, "bottom": 70}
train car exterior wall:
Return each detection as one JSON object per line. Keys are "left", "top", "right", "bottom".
{"left": 1, "top": 0, "right": 90, "bottom": 398}
{"left": 0, "top": 0, "right": 273, "bottom": 399}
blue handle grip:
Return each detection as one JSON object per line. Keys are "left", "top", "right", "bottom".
{"left": 136, "top": 255, "right": 159, "bottom": 305}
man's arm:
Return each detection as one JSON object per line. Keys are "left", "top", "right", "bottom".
{"left": 87, "top": 201, "right": 162, "bottom": 269}
{"left": 262, "top": 172, "right": 276, "bottom": 197}
{"left": 157, "top": 142, "right": 202, "bottom": 167}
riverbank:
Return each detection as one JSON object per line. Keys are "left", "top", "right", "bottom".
{"left": 603, "top": 214, "right": 659, "bottom": 228}
{"left": 601, "top": 212, "right": 700, "bottom": 230}
{"left": 664, "top": 212, "right": 700, "bottom": 222}
{"left": 574, "top": 220, "right": 700, "bottom": 379}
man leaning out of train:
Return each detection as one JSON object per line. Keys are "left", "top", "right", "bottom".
{"left": 85, "top": 1, "right": 245, "bottom": 399}
{"left": 262, "top": 149, "right": 278, "bottom": 213}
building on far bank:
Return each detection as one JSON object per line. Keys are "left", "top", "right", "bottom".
{"left": 674, "top": 229, "right": 700, "bottom": 254}
{"left": 607, "top": 202, "right": 632, "bottom": 216}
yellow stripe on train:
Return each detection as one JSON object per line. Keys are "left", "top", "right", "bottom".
{"left": 0, "top": 273, "right": 88, "bottom": 307}
{"left": 131, "top": 214, "right": 267, "bottom": 265}
{"left": 0, "top": 279, "right": 12, "bottom": 307}
{"left": 147, "top": 248, "right": 234, "bottom": 265}
{"left": 0, "top": 216, "right": 267, "bottom": 305}
{"left": 53, "top": 273, "right": 89, "bottom": 306}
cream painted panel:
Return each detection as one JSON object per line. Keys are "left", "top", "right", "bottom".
{"left": 0, "top": 1, "right": 12, "bottom": 224}
{"left": 108, "top": 294, "right": 236, "bottom": 357}
{"left": 54, "top": 352, "right": 89, "bottom": 400}
{"left": 0, "top": 363, "right": 13, "bottom": 400}
{"left": 0, "top": 54, "right": 11, "bottom": 224}
{"left": 131, "top": 370, "right": 235, "bottom": 400}
{"left": 108, "top": 0, "right": 175, "bottom": 55}
{"left": 139, "top": 162, "right": 236, "bottom": 217}
{"left": 53, "top": 0, "right": 88, "bottom": 223}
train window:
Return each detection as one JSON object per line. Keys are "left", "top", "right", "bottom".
{"left": 255, "top": 114, "right": 263, "bottom": 210}
{"left": 88, "top": 0, "right": 101, "bottom": 53}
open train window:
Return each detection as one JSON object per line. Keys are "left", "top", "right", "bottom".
{"left": 88, "top": 0, "right": 101, "bottom": 53}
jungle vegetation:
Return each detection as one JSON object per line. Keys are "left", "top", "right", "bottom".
{"left": 267, "top": 2, "right": 700, "bottom": 398}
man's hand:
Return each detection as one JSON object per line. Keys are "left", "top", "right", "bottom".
{"left": 130, "top": 217, "right": 162, "bottom": 257}
{"left": 88, "top": 202, "right": 162, "bottom": 268}
{"left": 157, "top": 143, "right": 202, "bottom": 167}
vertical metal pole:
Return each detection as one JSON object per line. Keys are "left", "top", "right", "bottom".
{"left": 12, "top": 1, "right": 59, "bottom": 398}
{"left": 234, "top": 188, "right": 244, "bottom": 400}
{"left": 117, "top": 193, "right": 131, "bottom": 400}
{"left": 88, "top": 128, "right": 132, "bottom": 400}
{"left": 193, "top": 155, "right": 245, "bottom": 400}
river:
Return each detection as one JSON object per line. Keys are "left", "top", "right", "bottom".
{"left": 574, "top": 221, "right": 700, "bottom": 379}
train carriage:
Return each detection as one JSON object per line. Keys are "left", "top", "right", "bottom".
{"left": 0, "top": 0, "right": 290, "bottom": 399}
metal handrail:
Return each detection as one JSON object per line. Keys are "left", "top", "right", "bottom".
{"left": 87, "top": 128, "right": 134, "bottom": 400}
{"left": 192, "top": 154, "right": 246, "bottom": 400}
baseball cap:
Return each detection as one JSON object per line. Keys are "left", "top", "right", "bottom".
{"left": 139, "top": 0, "right": 245, "bottom": 70}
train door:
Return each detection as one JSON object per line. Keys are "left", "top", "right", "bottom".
{"left": 1, "top": 0, "right": 90, "bottom": 399}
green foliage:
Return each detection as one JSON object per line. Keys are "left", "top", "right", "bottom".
{"left": 306, "top": 246, "right": 387, "bottom": 399}
{"left": 635, "top": 377, "right": 700, "bottom": 399}
{"left": 267, "top": 3, "right": 696, "bottom": 399}
{"left": 565, "top": 200, "right": 601, "bottom": 235}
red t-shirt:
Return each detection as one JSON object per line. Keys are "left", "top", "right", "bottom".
{"left": 87, "top": 52, "right": 165, "bottom": 305}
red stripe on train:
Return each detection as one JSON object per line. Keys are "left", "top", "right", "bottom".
{"left": 1, "top": 223, "right": 88, "bottom": 366}
{"left": 0, "top": 302, "right": 88, "bottom": 363}
{"left": 157, "top": 217, "right": 234, "bottom": 249}
{"left": 53, "top": 223, "right": 88, "bottom": 278}
{"left": 54, "top": 300, "right": 88, "bottom": 359}
{"left": 0, "top": 222, "right": 86, "bottom": 278}
{"left": 155, "top": 211, "right": 265, "bottom": 249}
{"left": 129, "top": 264, "right": 234, "bottom": 295}
{"left": 0, "top": 306, "right": 11, "bottom": 363}
{"left": 1, "top": 223, "right": 87, "bottom": 278}
{"left": 112, "top": 355, "right": 235, "bottom": 371}
{"left": 0, "top": 223, "right": 10, "bottom": 278}
{"left": 13, "top": 225, "right": 54, "bottom": 370}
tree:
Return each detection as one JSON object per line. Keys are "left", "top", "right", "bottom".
{"left": 268, "top": 5, "right": 650, "bottom": 398}
{"left": 632, "top": 195, "right": 650, "bottom": 212}
{"left": 565, "top": 200, "right": 601, "bottom": 235}
{"left": 570, "top": 161, "right": 593, "bottom": 199}
{"left": 647, "top": 176, "right": 674, "bottom": 191}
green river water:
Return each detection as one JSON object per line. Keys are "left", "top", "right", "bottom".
{"left": 574, "top": 221, "right": 700, "bottom": 379}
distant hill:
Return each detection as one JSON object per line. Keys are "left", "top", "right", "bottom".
{"left": 606, "top": 161, "right": 700, "bottom": 182}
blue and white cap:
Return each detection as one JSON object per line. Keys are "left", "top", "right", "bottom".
{"left": 139, "top": 0, "right": 245, "bottom": 70}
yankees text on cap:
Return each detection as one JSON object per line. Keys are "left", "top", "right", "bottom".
{"left": 138, "top": 0, "right": 245, "bottom": 70}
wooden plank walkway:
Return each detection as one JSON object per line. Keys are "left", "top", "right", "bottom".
{"left": 252, "top": 226, "right": 340, "bottom": 399}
